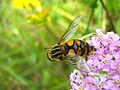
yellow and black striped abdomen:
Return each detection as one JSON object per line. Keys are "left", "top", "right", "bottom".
{"left": 63, "top": 40, "right": 91, "bottom": 57}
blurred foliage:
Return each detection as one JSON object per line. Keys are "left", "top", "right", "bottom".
{"left": 0, "top": 0, "right": 120, "bottom": 90}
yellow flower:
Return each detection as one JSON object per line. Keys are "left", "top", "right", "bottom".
{"left": 12, "top": 0, "right": 24, "bottom": 9}
{"left": 11, "top": 0, "right": 42, "bottom": 11}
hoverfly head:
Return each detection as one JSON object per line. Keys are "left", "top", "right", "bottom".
{"left": 47, "top": 44, "right": 62, "bottom": 62}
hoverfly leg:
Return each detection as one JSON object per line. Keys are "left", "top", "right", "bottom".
{"left": 64, "top": 56, "right": 78, "bottom": 66}
{"left": 64, "top": 58, "right": 73, "bottom": 65}
{"left": 67, "top": 56, "right": 79, "bottom": 66}
{"left": 77, "top": 68, "right": 89, "bottom": 78}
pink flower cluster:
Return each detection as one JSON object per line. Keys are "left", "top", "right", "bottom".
{"left": 70, "top": 29, "right": 120, "bottom": 90}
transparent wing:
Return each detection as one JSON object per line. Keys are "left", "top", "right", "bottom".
{"left": 76, "top": 57, "right": 91, "bottom": 72}
{"left": 65, "top": 56, "right": 91, "bottom": 72}
{"left": 59, "top": 16, "right": 81, "bottom": 43}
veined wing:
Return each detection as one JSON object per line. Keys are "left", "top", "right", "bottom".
{"left": 59, "top": 16, "right": 81, "bottom": 43}
{"left": 65, "top": 57, "right": 91, "bottom": 74}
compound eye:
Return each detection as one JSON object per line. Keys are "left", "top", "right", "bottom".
{"left": 48, "top": 58, "right": 53, "bottom": 61}
{"left": 47, "top": 52, "right": 53, "bottom": 61}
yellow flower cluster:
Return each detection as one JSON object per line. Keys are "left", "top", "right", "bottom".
{"left": 12, "top": 0, "right": 42, "bottom": 11}
{"left": 11, "top": 0, "right": 50, "bottom": 26}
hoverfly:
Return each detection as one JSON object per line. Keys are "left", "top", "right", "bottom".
{"left": 47, "top": 16, "right": 96, "bottom": 69}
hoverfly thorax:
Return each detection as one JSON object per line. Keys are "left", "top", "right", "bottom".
{"left": 47, "top": 44, "right": 63, "bottom": 61}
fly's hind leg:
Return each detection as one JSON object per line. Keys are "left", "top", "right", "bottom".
{"left": 64, "top": 56, "right": 78, "bottom": 66}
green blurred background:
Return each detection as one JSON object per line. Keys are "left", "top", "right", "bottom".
{"left": 0, "top": 0, "right": 120, "bottom": 90}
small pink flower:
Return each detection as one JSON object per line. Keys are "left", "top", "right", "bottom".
{"left": 70, "top": 29, "right": 120, "bottom": 90}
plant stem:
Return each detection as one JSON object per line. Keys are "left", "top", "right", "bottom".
{"left": 100, "top": 0, "right": 115, "bottom": 33}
